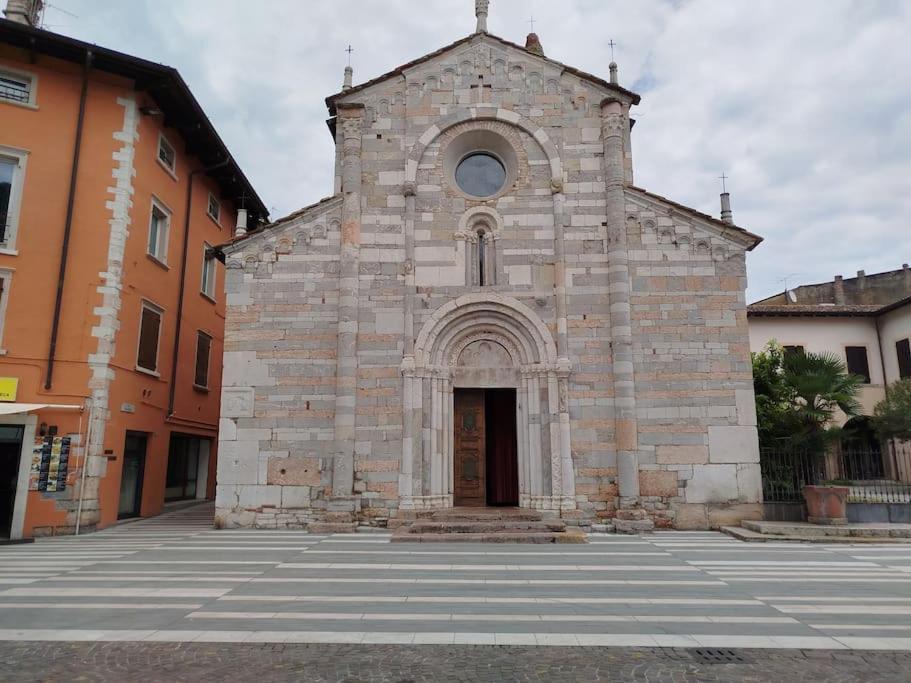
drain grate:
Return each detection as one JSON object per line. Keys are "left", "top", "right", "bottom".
{"left": 692, "top": 649, "right": 750, "bottom": 664}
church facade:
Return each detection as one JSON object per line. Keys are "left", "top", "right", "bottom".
{"left": 216, "top": 3, "right": 764, "bottom": 531}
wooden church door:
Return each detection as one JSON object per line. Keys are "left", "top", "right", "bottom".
{"left": 454, "top": 389, "right": 486, "bottom": 506}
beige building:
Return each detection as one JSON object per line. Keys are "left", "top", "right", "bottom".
{"left": 748, "top": 266, "right": 911, "bottom": 425}
{"left": 215, "top": 2, "right": 766, "bottom": 531}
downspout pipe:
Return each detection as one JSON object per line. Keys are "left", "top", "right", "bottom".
{"left": 45, "top": 49, "right": 92, "bottom": 390}
{"left": 166, "top": 158, "right": 230, "bottom": 417}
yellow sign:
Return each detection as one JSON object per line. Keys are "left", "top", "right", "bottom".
{"left": 0, "top": 378, "right": 18, "bottom": 402}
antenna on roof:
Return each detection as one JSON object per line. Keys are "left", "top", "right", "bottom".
{"left": 719, "top": 173, "right": 733, "bottom": 224}
{"left": 608, "top": 40, "right": 619, "bottom": 84}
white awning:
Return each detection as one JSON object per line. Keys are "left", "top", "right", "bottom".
{"left": 0, "top": 403, "right": 83, "bottom": 416}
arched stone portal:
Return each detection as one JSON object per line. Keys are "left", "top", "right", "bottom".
{"left": 400, "top": 294, "right": 574, "bottom": 512}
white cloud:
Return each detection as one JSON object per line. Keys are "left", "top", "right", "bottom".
{"left": 47, "top": 0, "right": 911, "bottom": 299}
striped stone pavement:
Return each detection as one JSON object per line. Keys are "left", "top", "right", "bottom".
{"left": 1, "top": 502, "right": 910, "bottom": 650}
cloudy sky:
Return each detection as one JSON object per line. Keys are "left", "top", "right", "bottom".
{"left": 42, "top": 0, "right": 911, "bottom": 301}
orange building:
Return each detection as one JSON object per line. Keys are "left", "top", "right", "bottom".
{"left": 0, "top": 5, "right": 268, "bottom": 539}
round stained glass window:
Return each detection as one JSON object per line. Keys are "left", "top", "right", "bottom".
{"left": 455, "top": 152, "right": 507, "bottom": 197}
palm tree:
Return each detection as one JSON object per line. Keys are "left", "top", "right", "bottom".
{"left": 781, "top": 350, "right": 863, "bottom": 449}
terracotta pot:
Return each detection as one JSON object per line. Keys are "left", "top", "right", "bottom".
{"left": 803, "top": 485, "right": 849, "bottom": 525}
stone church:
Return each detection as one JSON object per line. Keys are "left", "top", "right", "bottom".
{"left": 216, "top": 1, "right": 764, "bottom": 531}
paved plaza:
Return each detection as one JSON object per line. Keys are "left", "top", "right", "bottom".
{"left": 1, "top": 504, "right": 911, "bottom": 681}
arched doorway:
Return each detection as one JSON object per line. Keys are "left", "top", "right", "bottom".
{"left": 401, "top": 295, "right": 574, "bottom": 512}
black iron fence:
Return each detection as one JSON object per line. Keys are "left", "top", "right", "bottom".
{"left": 760, "top": 444, "right": 911, "bottom": 504}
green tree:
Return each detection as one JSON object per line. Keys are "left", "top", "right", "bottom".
{"left": 873, "top": 379, "right": 911, "bottom": 442}
{"left": 751, "top": 341, "right": 863, "bottom": 451}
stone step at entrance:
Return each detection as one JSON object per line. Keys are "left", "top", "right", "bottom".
{"left": 391, "top": 507, "right": 587, "bottom": 544}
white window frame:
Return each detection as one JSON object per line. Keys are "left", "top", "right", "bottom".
{"left": 147, "top": 197, "right": 171, "bottom": 266}
{"left": 194, "top": 330, "right": 212, "bottom": 390}
{"left": 0, "top": 65, "right": 38, "bottom": 109}
{"left": 157, "top": 133, "right": 177, "bottom": 178}
{"left": 206, "top": 192, "right": 221, "bottom": 225}
{"left": 0, "top": 269, "right": 13, "bottom": 354}
{"left": 0, "top": 145, "right": 29, "bottom": 255}
{"left": 200, "top": 242, "right": 216, "bottom": 301}
{"left": 136, "top": 300, "right": 164, "bottom": 376}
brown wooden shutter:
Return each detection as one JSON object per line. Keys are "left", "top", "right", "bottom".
{"left": 137, "top": 306, "right": 161, "bottom": 372}
{"left": 845, "top": 346, "right": 871, "bottom": 383}
{"left": 898, "top": 339, "right": 911, "bottom": 379}
{"left": 195, "top": 333, "right": 211, "bottom": 387}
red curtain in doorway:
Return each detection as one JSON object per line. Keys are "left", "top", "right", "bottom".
{"left": 486, "top": 389, "right": 518, "bottom": 506}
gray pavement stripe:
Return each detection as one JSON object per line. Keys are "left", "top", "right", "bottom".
{"left": 248, "top": 578, "right": 727, "bottom": 585}
{"left": 0, "top": 629, "right": 865, "bottom": 649}
{"left": 759, "top": 596, "right": 911, "bottom": 602}
{"left": 774, "top": 606, "right": 911, "bottom": 614}
{"left": 0, "top": 602, "right": 203, "bottom": 610}
{"left": 185, "top": 611, "right": 799, "bottom": 624}
{"left": 215, "top": 596, "right": 765, "bottom": 605}
{"left": 0, "top": 588, "right": 231, "bottom": 597}
{"left": 688, "top": 561, "right": 879, "bottom": 566}
{"left": 275, "top": 563, "right": 702, "bottom": 571}
{"left": 809, "top": 624, "right": 911, "bottom": 630}
{"left": 298, "top": 550, "right": 671, "bottom": 557}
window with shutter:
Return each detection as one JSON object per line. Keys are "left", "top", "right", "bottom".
{"left": 194, "top": 332, "right": 211, "bottom": 388}
{"left": 157, "top": 134, "right": 176, "bottom": 173}
{"left": 845, "top": 346, "right": 871, "bottom": 383}
{"left": 783, "top": 345, "right": 805, "bottom": 358}
{"left": 147, "top": 201, "right": 170, "bottom": 264}
{"left": 200, "top": 244, "right": 216, "bottom": 299}
{"left": 137, "top": 303, "right": 162, "bottom": 373}
{"left": 897, "top": 339, "right": 911, "bottom": 380}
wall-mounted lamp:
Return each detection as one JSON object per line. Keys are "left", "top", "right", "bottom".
{"left": 39, "top": 423, "right": 48, "bottom": 437}
{"left": 139, "top": 106, "right": 162, "bottom": 116}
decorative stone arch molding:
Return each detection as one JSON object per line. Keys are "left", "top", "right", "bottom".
{"left": 405, "top": 104, "right": 563, "bottom": 187}
{"left": 401, "top": 294, "right": 574, "bottom": 513}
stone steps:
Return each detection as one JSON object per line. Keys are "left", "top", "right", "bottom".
{"left": 393, "top": 529, "right": 587, "bottom": 544}
{"left": 390, "top": 507, "right": 587, "bottom": 544}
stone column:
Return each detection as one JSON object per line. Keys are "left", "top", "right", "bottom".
{"left": 331, "top": 104, "right": 364, "bottom": 497}
{"left": 601, "top": 97, "right": 640, "bottom": 506}
{"left": 400, "top": 181, "right": 417, "bottom": 506}
{"left": 551, "top": 187, "right": 570, "bottom": 361}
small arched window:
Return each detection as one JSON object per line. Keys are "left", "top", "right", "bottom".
{"left": 476, "top": 228, "right": 487, "bottom": 286}
{"left": 469, "top": 222, "right": 496, "bottom": 287}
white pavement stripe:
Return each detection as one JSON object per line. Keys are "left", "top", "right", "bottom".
{"left": 275, "top": 563, "right": 700, "bottom": 572}
{"left": 810, "top": 624, "right": 911, "bottom": 631}
{"left": 0, "top": 629, "right": 862, "bottom": 649}
{"left": 759, "top": 596, "right": 911, "bottom": 602}
{"left": 299, "top": 550, "right": 671, "bottom": 557}
{"left": 688, "top": 561, "right": 879, "bottom": 567}
{"left": 216, "top": 596, "right": 765, "bottom": 606}
{"left": 185, "top": 611, "right": 797, "bottom": 624}
{"left": 73, "top": 571, "right": 264, "bottom": 576}
{"left": 0, "top": 579, "right": 38, "bottom": 585}
{"left": 156, "top": 547, "right": 315, "bottom": 551}
{"left": 98, "top": 561, "right": 281, "bottom": 565}
{"left": 0, "top": 588, "right": 231, "bottom": 598}
{"left": 725, "top": 578, "right": 911, "bottom": 583}
{"left": 54, "top": 576, "right": 253, "bottom": 583}
{"left": 249, "top": 578, "right": 726, "bottom": 586}
{"left": 774, "top": 605, "right": 911, "bottom": 614}
{"left": 0, "top": 602, "right": 203, "bottom": 610}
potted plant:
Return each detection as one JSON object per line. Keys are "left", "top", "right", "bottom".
{"left": 803, "top": 479, "right": 851, "bottom": 525}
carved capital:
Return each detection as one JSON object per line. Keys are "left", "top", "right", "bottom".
{"left": 402, "top": 180, "right": 416, "bottom": 197}
{"left": 550, "top": 177, "right": 564, "bottom": 195}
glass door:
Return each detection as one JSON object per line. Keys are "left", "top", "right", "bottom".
{"left": 118, "top": 433, "right": 147, "bottom": 519}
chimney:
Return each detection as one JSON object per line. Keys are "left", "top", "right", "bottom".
{"left": 609, "top": 61, "right": 618, "bottom": 85}
{"left": 834, "top": 275, "right": 845, "bottom": 305}
{"left": 475, "top": 0, "right": 489, "bottom": 33}
{"left": 720, "top": 192, "right": 733, "bottom": 225}
{"left": 234, "top": 208, "right": 248, "bottom": 238}
{"left": 525, "top": 32, "right": 544, "bottom": 57}
{"left": 3, "top": 0, "right": 43, "bottom": 26}
{"left": 857, "top": 270, "right": 866, "bottom": 290}
{"left": 903, "top": 263, "right": 910, "bottom": 291}
{"left": 342, "top": 65, "right": 353, "bottom": 91}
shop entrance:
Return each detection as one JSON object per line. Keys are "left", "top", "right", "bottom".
{"left": 118, "top": 432, "right": 147, "bottom": 519}
{"left": 0, "top": 425, "right": 24, "bottom": 538}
